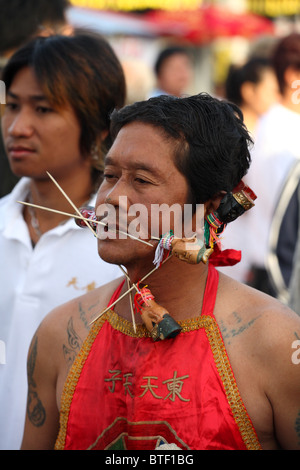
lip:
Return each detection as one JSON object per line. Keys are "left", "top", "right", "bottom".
{"left": 7, "top": 145, "right": 36, "bottom": 159}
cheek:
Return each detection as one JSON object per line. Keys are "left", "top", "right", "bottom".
{"left": 57, "top": 126, "right": 79, "bottom": 150}
{"left": 96, "top": 180, "right": 111, "bottom": 205}
{"left": 95, "top": 190, "right": 105, "bottom": 213}
{"left": 50, "top": 114, "right": 82, "bottom": 153}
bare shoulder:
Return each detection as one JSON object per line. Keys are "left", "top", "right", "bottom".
{"left": 216, "top": 272, "right": 300, "bottom": 449}
{"left": 217, "top": 272, "right": 300, "bottom": 345}
{"left": 216, "top": 271, "right": 300, "bottom": 396}
{"left": 38, "top": 276, "right": 124, "bottom": 343}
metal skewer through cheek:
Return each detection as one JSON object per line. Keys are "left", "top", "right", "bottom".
{"left": 46, "top": 171, "right": 157, "bottom": 246}
{"left": 17, "top": 201, "right": 155, "bottom": 247}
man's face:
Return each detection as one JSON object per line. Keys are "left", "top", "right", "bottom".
{"left": 2, "top": 66, "right": 85, "bottom": 181}
{"left": 95, "top": 122, "right": 189, "bottom": 269}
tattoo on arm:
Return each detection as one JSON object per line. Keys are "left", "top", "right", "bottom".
{"left": 62, "top": 317, "right": 83, "bottom": 370}
{"left": 27, "top": 336, "right": 46, "bottom": 427}
{"left": 79, "top": 302, "right": 91, "bottom": 330}
{"left": 63, "top": 300, "right": 97, "bottom": 369}
{"left": 219, "top": 311, "right": 261, "bottom": 344}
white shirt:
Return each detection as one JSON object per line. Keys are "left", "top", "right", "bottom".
{"left": 247, "top": 104, "right": 300, "bottom": 270}
{"left": 0, "top": 178, "right": 121, "bottom": 449}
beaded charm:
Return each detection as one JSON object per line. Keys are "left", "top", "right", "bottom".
{"left": 74, "top": 206, "right": 97, "bottom": 230}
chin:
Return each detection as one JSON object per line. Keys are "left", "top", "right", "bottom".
{"left": 97, "top": 241, "right": 127, "bottom": 265}
{"left": 98, "top": 250, "right": 121, "bottom": 265}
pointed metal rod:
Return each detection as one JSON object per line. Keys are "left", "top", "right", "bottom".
{"left": 17, "top": 201, "right": 155, "bottom": 247}
{"left": 126, "top": 277, "right": 137, "bottom": 333}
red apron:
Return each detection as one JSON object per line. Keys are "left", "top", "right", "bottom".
{"left": 55, "top": 264, "right": 261, "bottom": 450}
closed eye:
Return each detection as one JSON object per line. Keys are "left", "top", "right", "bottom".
{"left": 135, "top": 177, "right": 150, "bottom": 184}
{"left": 104, "top": 173, "right": 118, "bottom": 180}
{"left": 5, "top": 102, "right": 18, "bottom": 111}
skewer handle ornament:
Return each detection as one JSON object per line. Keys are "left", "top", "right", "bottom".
{"left": 134, "top": 286, "right": 182, "bottom": 341}
{"left": 171, "top": 236, "right": 210, "bottom": 264}
{"left": 153, "top": 180, "right": 257, "bottom": 267}
{"left": 153, "top": 232, "right": 210, "bottom": 267}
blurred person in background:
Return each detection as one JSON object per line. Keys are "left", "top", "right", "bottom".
{"left": 148, "top": 45, "right": 193, "bottom": 98}
{"left": 121, "top": 58, "right": 155, "bottom": 105}
{"left": 0, "top": 0, "right": 72, "bottom": 198}
{"left": 267, "top": 159, "right": 300, "bottom": 307}
{"left": 244, "top": 33, "right": 300, "bottom": 295}
{"left": 218, "top": 57, "right": 279, "bottom": 285}
{"left": 225, "top": 57, "right": 279, "bottom": 137}
{"left": 0, "top": 31, "right": 125, "bottom": 449}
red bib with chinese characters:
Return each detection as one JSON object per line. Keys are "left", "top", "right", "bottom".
{"left": 55, "top": 264, "right": 261, "bottom": 450}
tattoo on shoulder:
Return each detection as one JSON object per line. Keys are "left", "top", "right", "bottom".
{"left": 27, "top": 335, "right": 46, "bottom": 427}
{"left": 62, "top": 317, "right": 83, "bottom": 370}
{"left": 79, "top": 301, "right": 95, "bottom": 330}
{"left": 219, "top": 311, "right": 261, "bottom": 344}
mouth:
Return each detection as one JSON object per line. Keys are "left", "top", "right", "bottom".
{"left": 7, "top": 145, "right": 36, "bottom": 159}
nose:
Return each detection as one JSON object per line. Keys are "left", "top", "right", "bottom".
{"left": 104, "top": 179, "right": 130, "bottom": 210}
{"left": 96, "top": 177, "right": 130, "bottom": 226}
{"left": 7, "top": 108, "right": 34, "bottom": 138}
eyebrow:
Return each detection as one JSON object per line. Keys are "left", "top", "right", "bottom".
{"left": 104, "top": 155, "right": 163, "bottom": 177}
{"left": 7, "top": 90, "right": 49, "bottom": 102}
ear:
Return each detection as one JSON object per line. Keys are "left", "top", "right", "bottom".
{"left": 94, "top": 130, "right": 109, "bottom": 149}
{"left": 240, "top": 81, "right": 255, "bottom": 104}
{"left": 204, "top": 191, "right": 227, "bottom": 218}
{"left": 284, "top": 66, "right": 300, "bottom": 87}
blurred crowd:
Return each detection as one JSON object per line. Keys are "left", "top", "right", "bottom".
{"left": 1, "top": 0, "right": 300, "bottom": 450}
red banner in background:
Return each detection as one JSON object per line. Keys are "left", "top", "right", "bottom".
{"left": 144, "top": 5, "right": 274, "bottom": 44}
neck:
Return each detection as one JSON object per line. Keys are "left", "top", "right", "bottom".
{"left": 123, "top": 255, "right": 209, "bottom": 322}
{"left": 240, "top": 106, "right": 259, "bottom": 136}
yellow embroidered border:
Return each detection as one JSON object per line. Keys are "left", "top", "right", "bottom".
{"left": 55, "top": 311, "right": 262, "bottom": 450}
{"left": 203, "top": 316, "right": 262, "bottom": 450}
{"left": 55, "top": 314, "right": 107, "bottom": 450}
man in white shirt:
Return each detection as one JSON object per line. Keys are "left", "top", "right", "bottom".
{"left": 0, "top": 31, "right": 125, "bottom": 449}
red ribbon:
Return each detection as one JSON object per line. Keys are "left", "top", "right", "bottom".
{"left": 209, "top": 247, "right": 241, "bottom": 267}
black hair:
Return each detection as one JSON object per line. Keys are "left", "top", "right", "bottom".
{"left": 154, "top": 46, "right": 190, "bottom": 77}
{"left": 0, "top": 0, "right": 69, "bottom": 54}
{"left": 225, "top": 57, "right": 272, "bottom": 106}
{"left": 110, "top": 93, "right": 252, "bottom": 207}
